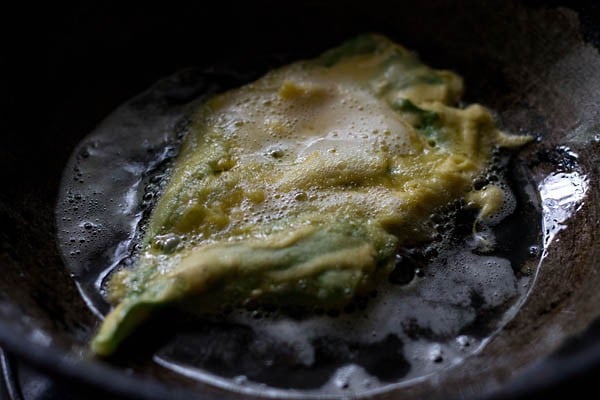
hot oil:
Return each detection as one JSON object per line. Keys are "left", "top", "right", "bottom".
{"left": 56, "top": 68, "right": 542, "bottom": 398}
{"left": 56, "top": 69, "right": 246, "bottom": 316}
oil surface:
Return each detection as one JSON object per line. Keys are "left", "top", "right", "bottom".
{"left": 56, "top": 67, "right": 543, "bottom": 398}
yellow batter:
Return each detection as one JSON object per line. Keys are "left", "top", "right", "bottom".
{"left": 92, "top": 34, "right": 530, "bottom": 356}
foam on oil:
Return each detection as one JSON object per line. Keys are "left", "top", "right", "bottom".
{"left": 56, "top": 68, "right": 542, "bottom": 398}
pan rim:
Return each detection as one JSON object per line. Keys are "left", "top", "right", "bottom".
{"left": 0, "top": 309, "right": 599, "bottom": 400}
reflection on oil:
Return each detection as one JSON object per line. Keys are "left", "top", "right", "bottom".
{"left": 538, "top": 148, "right": 589, "bottom": 253}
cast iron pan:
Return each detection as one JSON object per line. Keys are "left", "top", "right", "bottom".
{"left": 1, "top": 1, "right": 599, "bottom": 399}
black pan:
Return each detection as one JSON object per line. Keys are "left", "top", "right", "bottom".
{"left": 2, "top": 1, "right": 599, "bottom": 399}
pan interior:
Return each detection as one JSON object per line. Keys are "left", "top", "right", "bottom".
{"left": 56, "top": 58, "right": 542, "bottom": 397}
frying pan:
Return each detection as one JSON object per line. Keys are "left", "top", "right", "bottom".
{"left": 1, "top": 1, "right": 599, "bottom": 399}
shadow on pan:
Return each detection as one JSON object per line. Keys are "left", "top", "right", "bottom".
{"left": 1, "top": 1, "right": 599, "bottom": 399}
